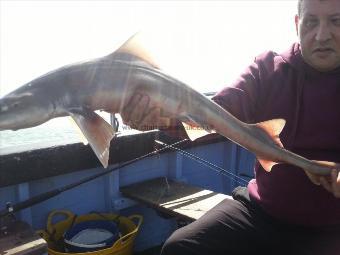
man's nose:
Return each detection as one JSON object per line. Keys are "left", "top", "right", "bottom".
{"left": 315, "top": 22, "right": 332, "bottom": 42}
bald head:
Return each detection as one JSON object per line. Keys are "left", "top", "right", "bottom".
{"left": 298, "top": 0, "right": 327, "bottom": 16}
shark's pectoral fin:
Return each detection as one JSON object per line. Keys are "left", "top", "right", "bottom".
{"left": 181, "top": 122, "right": 215, "bottom": 141}
{"left": 180, "top": 114, "right": 215, "bottom": 141}
{"left": 253, "top": 119, "right": 286, "bottom": 172}
{"left": 257, "top": 158, "right": 279, "bottom": 172}
{"left": 255, "top": 119, "right": 286, "bottom": 147}
{"left": 68, "top": 116, "right": 89, "bottom": 145}
{"left": 69, "top": 109, "right": 115, "bottom": 168}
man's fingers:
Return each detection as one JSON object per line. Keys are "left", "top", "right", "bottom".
{"left": 331, "top": 170, "right": 340, "bottom": 198}
{"left": 304, "top": 169, "right": 340, "bottom": 198}
{"left": 121, "top": 94, "right": 150, "bottom": 128}
{"left": 149, "top": 108, "right": 171, "bottom": 128}
{"left": 121, "top": 94, "right": 171, "bottom": 131}
{"left": 320, "top": 176, "right": 332, "bottom": 193}
{"left": 138, "top": 107, "right": 160, "bottom": 131}
{"left": 121, "top": 94, "right": 141, "bottom": 123}
{"left": 304, "top": 170, "right": 321, "bottom": 185}
{"left": 139, "top": 108, "right": 171, "bottom": 131}
{"left": 129, "top": 95, "right": 150, "bottom": 124}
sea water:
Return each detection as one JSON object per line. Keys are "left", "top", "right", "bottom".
{"left": 0, "top": 114, "right": 138, "bottom": 155}
{"left": 0, "top": 117, "right": 82, "bottom": 155}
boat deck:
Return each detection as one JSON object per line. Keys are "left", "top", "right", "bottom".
{"left": 136, "top": 245, "right": 162, "bottom": 255}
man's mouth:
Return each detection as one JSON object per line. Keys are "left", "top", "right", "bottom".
{"left": 312, "top": 47, "right": 335, "bottom": 58}
{"left": 313, "top": 47, "right": 334, "bottom": 53}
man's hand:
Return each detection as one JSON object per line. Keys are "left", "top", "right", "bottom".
{"left": 319, "top": 170, "right": 340, "bottom": 198}
{"left": 305, "top": 170, "right": 340, "bottom": 198}
{"left": 121, "top": 94, "right": 171, "bottom": 131}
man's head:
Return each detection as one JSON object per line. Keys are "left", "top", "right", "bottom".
{"left": 295, "top": 0, "right": 340, "bottom": 72}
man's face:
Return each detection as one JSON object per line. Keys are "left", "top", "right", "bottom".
{"left": 296, "top": 0, "right": 340, "bottom": 72}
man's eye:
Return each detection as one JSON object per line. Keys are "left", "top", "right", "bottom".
{"left": 12, "top": 102, "right": 20, "bottom": 108}
{"left": 331, "top": 18, "right": 340, "bottom": 26}
{"left": 304, "top": 19, "right": 318, "bottom": 28}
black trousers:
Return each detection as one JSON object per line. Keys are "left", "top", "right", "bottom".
{"left": 160, "top": 187, "right": 340, "bottom": 255}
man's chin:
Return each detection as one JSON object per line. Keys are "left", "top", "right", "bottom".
{"left": 308, "top": 57, "right": 340, "bottom": 72}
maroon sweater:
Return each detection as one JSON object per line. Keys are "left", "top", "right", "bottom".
{"left": 212, "top": 43, "right": 340, "bottom": 227}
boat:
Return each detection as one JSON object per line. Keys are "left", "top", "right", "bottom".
{"left": 0, "top": 127, "right": 255, "bottom": 254}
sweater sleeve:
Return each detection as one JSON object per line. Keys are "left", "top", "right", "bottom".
{"left": 161, "top": 51, "right": 275, "bottom": 138}
{"left": 212, "top": 52, "right": 273, "bottom": 123}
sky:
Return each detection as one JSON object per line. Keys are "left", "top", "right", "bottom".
{"left": 0, "top": 0, "right": 298, "bottom": 96}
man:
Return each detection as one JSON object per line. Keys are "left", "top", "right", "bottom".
{"left": 122, "top": 0, "right": 340, "bottom": 254}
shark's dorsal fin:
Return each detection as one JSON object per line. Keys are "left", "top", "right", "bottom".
{"left": 115, "top": 33, "right": 160, "bottom": 68}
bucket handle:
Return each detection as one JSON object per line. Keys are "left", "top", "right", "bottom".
{"left": 47, "top": 210, "right": 75, "bottom": 234}
{"left": 111, "top": 214, "right": 143, "bottom": 248}
{"left": 36, "top": 229, "right": 49, "bottom": 240}
{"left": 128, "top": 214, "right": 143, "bottom": 230}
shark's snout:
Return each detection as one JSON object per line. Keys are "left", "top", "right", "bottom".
{"left": 0, "top": 98, "right": 20, "bottom": 130}
{"left": 0, "top": 90, "right": 54, "bottom": 131}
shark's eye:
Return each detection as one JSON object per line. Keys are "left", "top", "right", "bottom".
{"left": 13, "top": 102, "right": 20, "bottom": 108}
{"left": 0, "top": 104, "right": 8, "bottom": 112}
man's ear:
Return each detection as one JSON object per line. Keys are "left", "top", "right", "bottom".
{"left": 295, "top": 15, "right": 299, "bottom": 36}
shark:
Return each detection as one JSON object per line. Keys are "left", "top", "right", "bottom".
{"left": 0, "top": 34, "right": 338, "bottom": 174}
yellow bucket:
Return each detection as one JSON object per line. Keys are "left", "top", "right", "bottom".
{"left": 37, "top": 210, "right": 143, "bottom": 255}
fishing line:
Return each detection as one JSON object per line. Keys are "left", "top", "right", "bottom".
{"left": 0, "top": 139, "right": 188, "bottom": 218}
{"left": 0, "top": 138, "right": 249, "bottom": 218}
{"left": 155, "top": 140, "right": 249, "bottom": 186}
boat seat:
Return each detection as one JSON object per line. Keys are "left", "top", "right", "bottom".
{"left": 120, "top": 177, "right": 232, "bottom": 221}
